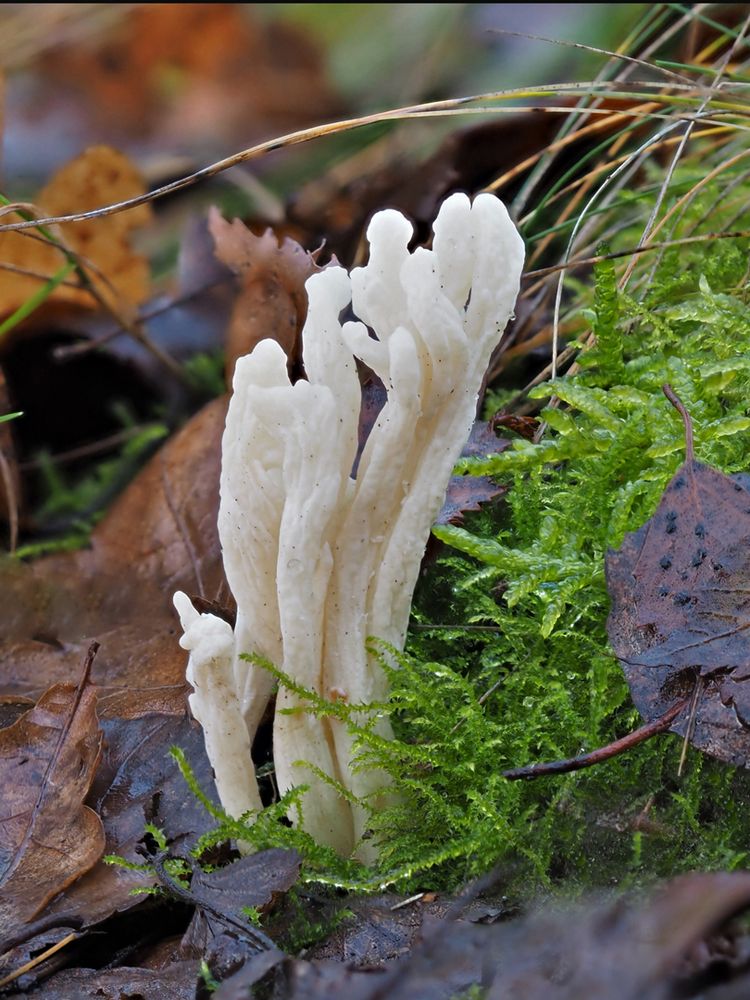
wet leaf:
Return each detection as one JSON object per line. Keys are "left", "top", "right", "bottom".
{"left": 43, "top": 702, "right": 216, "bottom": 928}
{"left": 607, "top": 387, "right": 750, "bottom": 766}
{"left": 178, "top": 850, "right": 299, "bottom": 991}
{"left": 304, "top": 892, "right": 448, "bottom": 966}
{"left": 189, "top": 849, "right": 301, "bottom": 918}
{"left": 480, "top": 871, "right": 750, "bottom": 1000}
{"left": 165, "top": 852, "right": 297, "bottom": 963}
{"left": 0, "top": 665, "right": 104, "bottom": 934}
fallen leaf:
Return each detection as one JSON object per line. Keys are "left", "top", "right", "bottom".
{"left": 0, "top": 924, "right": 78, "bottom": 996}
{"left": 211, "top": 949, "right": 286, "bottom": 1000}
{"left": 179, "top": 850, "right": 300, "bottom": 988}
{"left": 0, "top": 394, "right": 226, "bottom": 700}
{"left": 189, "top": 849, "right": 301, "bottom": 919}
{"left": 607, "top": 387, "right": 750, "bottom": 766}
{"left": 0, "top": 659, "right": 104, "bottom": 935}
{"left": 481, "top": 870, "right": 750, "bottom": 1000}
{"left": 304, "top": 892, "right": 449, "bottom": 966}
{"left": 25, "top": 960, "right": 200, "bottom": 1000}
{"left": 437, "top": 423, "right": 510, "bottom": 526}
{"left": 0, "top": 703, "right": 218, "bottom": 992}
{"left": 0, "top": 145, "right": 152, "bottom": 314}
{"left": 209, "top": 208, "right": 323, "bottom": 382}
{"left": 491, "top": 411, "right": 540, "bottom": 441}
{"left": 43, "top": 702, "right": 217, "bottom": 929}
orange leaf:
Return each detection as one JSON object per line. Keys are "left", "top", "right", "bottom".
{"left": 0, "top": 145, "right": 152, "bottom": 316}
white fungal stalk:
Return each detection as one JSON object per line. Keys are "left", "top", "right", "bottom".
{"left": 175, "top": 193, "right": 524, "bottom": 861}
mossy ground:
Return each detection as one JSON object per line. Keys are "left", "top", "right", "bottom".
{"left": 370, "top": 180, "right": 750, "bottom": 894}
{"left": 183, "top": 170, "right": 750, "bottom": 899}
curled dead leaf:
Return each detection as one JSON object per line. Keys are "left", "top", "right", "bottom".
{"left": 208, "top": 208, "right": 323, "bottom": 382}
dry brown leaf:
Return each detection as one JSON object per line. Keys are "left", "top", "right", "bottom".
{"left": 208, "top": 208, "right": 322, "bottom": 382}
{"left": 0, "top": 145, "right": 152, "bottom": 315}
{"left": 0, "top": 671, "right": 104, "bottom": 934}
{"left": 0, "top": 398, "right": 227, "bottom": 937}
{"left": 42, "top": 700, "right": 217, "bottom": 929}
{"left": 0, "top": 395, "right": 226, "bottom": 700}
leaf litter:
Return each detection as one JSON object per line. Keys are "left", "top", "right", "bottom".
{"left": 0, "top": 644, "right": 103, "bottom": 937}
{"left": 607, "top": 385, "right": 750, "bottom": 768}
{"left": 211, "top": 871, "right": 750, "bottom": 1000}
{"left": 506, "top": 385, "right": 750, "bottom": 782}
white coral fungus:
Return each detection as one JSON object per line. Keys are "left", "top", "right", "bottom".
{"left": 174, "top": 192, "right": 524, "bottom": 860}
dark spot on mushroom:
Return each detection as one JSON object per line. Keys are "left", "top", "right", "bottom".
{"left": 695, "top": 523, "right": 705, "bottom": 538}
{"left": 660, "top": 556, "right": 672, "bottom": 569}
{"left": 673, "top": 592, "right": 691, "bottom": 606}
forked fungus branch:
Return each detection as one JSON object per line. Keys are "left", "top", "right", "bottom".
{"left": 174, "top": 192, "right": 524, "bottom": 860}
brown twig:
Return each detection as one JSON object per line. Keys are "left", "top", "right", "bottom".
{"left": 0, "top": 931, "right": 78, "bottom": 989}
{"left": 503, "top": 697, "right": 689, "bottom": 781}
{"left": 0, "top": 88, "right": 711, "bottom": 235}
{"left": 662, "top": 384, "right": 694, "bottom": 463}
